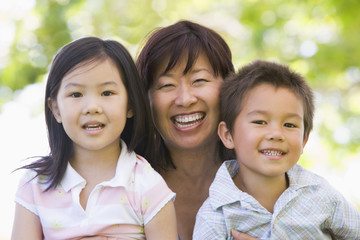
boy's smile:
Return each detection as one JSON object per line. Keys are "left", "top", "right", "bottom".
{"left": 219, "top": 83, "right": 307, "bottom": 181}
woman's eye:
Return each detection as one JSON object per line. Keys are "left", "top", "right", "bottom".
{"left": 158, "top": 84, "right": 174, "bottom": 90}
{"left": 102, "top": 91, "right": 114, "bottom": 96}
{"left": 284, "top": 123, "right": 297, "bottom": 128}
{"left": 252, "top": 120, "right": 266, "bottom": 125}
{"left": 70, "top": 92, "right": 82, "bottom": 98}
{"left": 193, "top": 79, "right": 207, "bottom": 85}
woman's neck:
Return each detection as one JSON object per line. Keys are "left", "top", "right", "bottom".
{"left": 167, "top": 142, "right": 221, "bottom": 178}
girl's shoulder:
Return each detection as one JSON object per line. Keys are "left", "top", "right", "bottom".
{"left": 17, "top": 168, "right": 51, "bottom": 191}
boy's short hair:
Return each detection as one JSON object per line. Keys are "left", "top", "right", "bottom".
{"left": 220, "top": 60, "right": 314, "bottom": 140}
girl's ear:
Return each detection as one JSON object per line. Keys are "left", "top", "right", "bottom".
{"left": 47, "top": 97, "right": 62, "bottom": 123}
{"left": 126, "top": 107, "right": 134, "bottom": 118}
{"left": 218, "top": 121, "right": 235, "bottom": 149}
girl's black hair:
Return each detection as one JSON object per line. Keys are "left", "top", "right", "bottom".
{"left": 20, "top": 37, "right": 156, "bottom": 190}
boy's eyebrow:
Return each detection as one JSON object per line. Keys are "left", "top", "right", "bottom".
{"left": 247, "top": 110, "right": 303, "bottom": 119}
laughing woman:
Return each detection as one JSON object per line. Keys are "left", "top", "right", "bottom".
{"left": 136, "top": 20, "right": 256, "bottom": 240}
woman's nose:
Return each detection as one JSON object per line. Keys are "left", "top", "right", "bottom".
{"left": 174, "top": 84, "right": 197, "bottom": 107}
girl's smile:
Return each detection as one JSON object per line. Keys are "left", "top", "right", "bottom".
{"left": 50, "top": 59, "right": 133, "bottom": 154}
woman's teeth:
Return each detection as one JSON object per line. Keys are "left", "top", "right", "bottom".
{"left": 174, "top": 113, "right": 204, "bottom": 128}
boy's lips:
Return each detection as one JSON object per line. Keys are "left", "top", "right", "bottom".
{"left": 171, "top": 112, "right": 205, "bottom": 128}
{"left": 259, "top": 149, "right": 286, "bottom": 156}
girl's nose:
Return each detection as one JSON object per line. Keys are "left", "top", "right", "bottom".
{"left": 174, "top": 84, "right": 197, "bottom": 107}
{"left": 82, "top": 97, "right": 103, "bottom": 115}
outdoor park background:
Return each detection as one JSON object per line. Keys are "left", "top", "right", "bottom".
{"left": 1, "top": 0, "right": 360, "bottom": 239}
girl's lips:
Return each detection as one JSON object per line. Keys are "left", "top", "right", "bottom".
{"left": 171, "top": 112, "right": 205, "bottom": 129}
{"left": 82, "top": 122, "right": 105, "bottom": 131}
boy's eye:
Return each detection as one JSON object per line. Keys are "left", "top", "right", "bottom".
{"left": 284, "top": 123, "right": 297, "bottom": 128}
{"left": 70, "top": 92, "right": 82, "bottom": 98}
{"left": 102, "top": 91, "right": 114, "bottom": 96}
{"left": 252, "top": 120, "right": 266, "bottom": 125}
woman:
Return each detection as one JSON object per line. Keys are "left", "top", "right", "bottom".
{"left": 136, "top": 20, "right": 255, "bottom": 240}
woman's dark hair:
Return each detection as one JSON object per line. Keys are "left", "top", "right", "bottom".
{"left": 20, "top": 37, "right": 155, "bottom": 190}
{"left": 136, "top": 20, "right": 235, "bottom": 171}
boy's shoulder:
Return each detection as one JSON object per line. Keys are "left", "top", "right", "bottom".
{"left": 287, "top": 164, "right": 345, "bottom": 201}
{"left": 208, "top": 160, "right": 243, "bottom": 209}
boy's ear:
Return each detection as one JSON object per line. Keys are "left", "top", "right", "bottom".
{"left": 301, "top": 134, "right": 310, "bottom": 153}
{"left": 218, "top": 121, "right": 235, "bottom": 149}
{"left": 47, "top": 97, "right": 62, "bottom": 123}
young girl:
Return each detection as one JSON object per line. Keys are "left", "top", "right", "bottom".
{"left": 11, "top": 37, "right": 177, "bottom": 240}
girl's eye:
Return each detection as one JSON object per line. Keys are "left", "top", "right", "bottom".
{"left": 102, "top": 91, "right": 114, "bottom": 96}
{"left": 252, "top": 120, "right": 266, "bottom": 125}
{"left": 284, "top": 123, "right": 297, "bottom": 128}
{"left": 70, "top": 92, "right": 82, "bottom": 98}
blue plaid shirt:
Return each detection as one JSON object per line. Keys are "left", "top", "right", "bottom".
{"left": 193, "top": 160, "right": 360, "bottom": 240}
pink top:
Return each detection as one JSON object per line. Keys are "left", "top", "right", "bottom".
{"left": 15, "top": 141, "right": 175, "bottom": 240}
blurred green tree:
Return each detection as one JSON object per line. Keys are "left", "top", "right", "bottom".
{"left": 1, "top": 0, "right": 359, "bottom": 173}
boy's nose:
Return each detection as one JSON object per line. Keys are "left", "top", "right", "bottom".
{"left": 265, "top": 126, "right": 285, "bottom": 141}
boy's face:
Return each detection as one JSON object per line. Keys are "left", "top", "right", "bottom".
{"left": 218, "top": 83, "right": 308, "bottom": 180}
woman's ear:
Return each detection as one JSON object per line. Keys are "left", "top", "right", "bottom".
{"left": 47, "top": 97, "right": 62, "bottom": 123}
{"left": 218, "top": 121, "right": 235, "bottom": 149}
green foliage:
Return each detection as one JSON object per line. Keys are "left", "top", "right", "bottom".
{"left": 1, "top": 0, "right": 359, "bottom": 169}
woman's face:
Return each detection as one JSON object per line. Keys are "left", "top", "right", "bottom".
{"left": 149, "top": 52, "right": 223, "bottom": 152}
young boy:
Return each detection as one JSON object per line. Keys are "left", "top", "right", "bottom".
{"left": 193, "top": 60, "right": 360, "bottom": 239}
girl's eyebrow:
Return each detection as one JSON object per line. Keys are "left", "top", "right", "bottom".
{"left": 64, "top": 81, "right": 120, "bottom": 89}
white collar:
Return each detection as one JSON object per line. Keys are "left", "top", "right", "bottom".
{"left": 60, "top": 140, "right": 137, "bottom": 192}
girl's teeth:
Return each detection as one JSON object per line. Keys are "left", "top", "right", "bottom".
{"left": 84, "top": 124, "right": 103, "bottom": 130}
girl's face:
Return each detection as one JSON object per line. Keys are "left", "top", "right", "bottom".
{"left": 148, "top": 52, "right": 223, "bottom": 153}
{"left": 49, "top": 59, "right": 133, "bottom": 155}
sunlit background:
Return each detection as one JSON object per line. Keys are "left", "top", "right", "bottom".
{"left": 1, "top": 0, "right": 360, "bottom": 239}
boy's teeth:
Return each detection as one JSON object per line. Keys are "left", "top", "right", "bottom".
{"left": 261, "top": 150, "right": 284, "bottom": 155}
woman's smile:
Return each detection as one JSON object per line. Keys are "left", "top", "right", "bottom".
{"left": 172, "top": 112, "right": 205, "bottom": 129}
